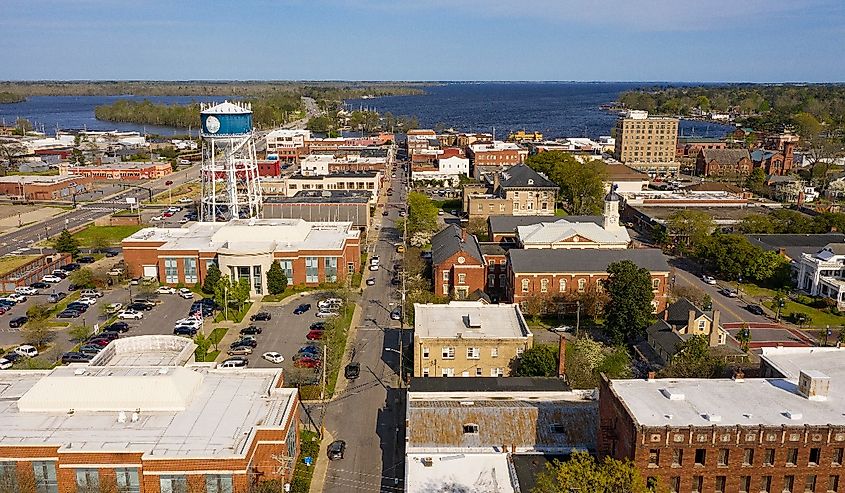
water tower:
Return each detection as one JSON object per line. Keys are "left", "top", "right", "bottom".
{"left": 199, "top": 101, "right": 262, "bottom": 221}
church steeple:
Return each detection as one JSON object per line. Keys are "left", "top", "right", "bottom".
{"left": 603, "top": 184, "right": 621, "bottom": 231}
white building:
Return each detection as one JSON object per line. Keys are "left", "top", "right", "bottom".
{"left": 516, "top": 192, "right": 630, "bottom": 249}
{"left": 265, "top": 129, "right": 310, "bottom": 155}
{"left": 299, "top": 154, "right": 332, "bottom": 176}
{"left": 264, "top": 171, "right": 383, "bottom": 205}
{"left": 797, "top": 243, "right": 845, "bottom": 308}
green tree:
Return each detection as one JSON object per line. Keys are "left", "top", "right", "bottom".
{"left": 659, "top": 335, "right": 725, "bottom": 378}
{"left": 266, "top": 260, "right": 288, "bottom": 295}
{"left": 194, "top": 331, "right": 212, "bottom": 362}
{"left": 26, "top": 304, "right": 52, "bottom": 322}
{"left": 232, "top": 277, "right": 251, "bottom": 312}
{"left": 603, "top": 260, "right": 655, "bottom": 343}
{"left": 407, "top": 191, "right": 439, "bottom": 236}
{"left": 525, "top": 152, "right": 605, "bottom": 214}
{"left": 745, "top": 167, "right": 767, "bottom": 193}
{"left": 15, "top": 117, "right": 33, "bottom": 135}
{"left": 665, "top": 209, "right": 714, "bottom": 252}
{"left": 22, "top": 305, "right": 52, "bottom": 348}
{"left": 213, "top": 274, "right": 231, "bottom": 317}
{"left": 0, "top": 141, "right": 27, "bottom": 175}
{"left": 513, "top": 344, "right": 559, "bottom": 377}
{"left": 202, "top": 263, "right": 222, "bottom": 294}
{"left": 68, "top": 324, "right": 93, "bottom": 343}
{"left": 532, "top": 451, "right": 656, "bottom": 493}
{"left": 565, "top": 336, "right": 631, "bottom": 389}
{"left": 736, "top": 325, "right": 752, "bottom": 352}
{"left": 69, "top": 268, "right": 95, "bottom": 288}
{"left": 52, "top": 229, "right": 79, "bottom": 257}
{"left": 738, "top": 213, "right": 776, "bottom": 234}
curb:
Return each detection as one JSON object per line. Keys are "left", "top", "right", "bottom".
{"left": 308, "top": 429, "right": 335, "bottom": 493}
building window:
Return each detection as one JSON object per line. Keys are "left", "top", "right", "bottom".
{"left": 740, "top": 476, "right": 751, "bottom": 493}
{"left": 253, "top": 265, "right": 262, "bottom": 294}
{"left": 718, "top": 448, "right": 729, "bottom": 466}
{"left": 652, "top": 278, "right": 660, "bottom": 289}
{"left": 835, "top": 448, "right": 844, "bottom": 465}
{"left": 285, "top": 425, "right": 297, "bottom": 466}
{"left": 810, "top": 448, "right": 821, "bottom": 466}
{"left": 443, "top": 270, "right": 450, "bottom": 281}
{"left": 577, "top": 279, "right": 586, "bottom": 292}
{"left": 715, "top": 476, "right": 726, "bottom": 493}
{"left": 184, "top": 257, "right": 197, "bottom": 284}
{"left": 0, "top": 462, "right": 17, "bottom": 491}
{"left": 521, "top": 279, "right": 530, "bottom": 293}
{"left": 491, "top": 347, "right": 498, "bottom": 358}
{"left": 422, "top": 347, "right": 429, "bottom": 358}
{"left": 305, "top": 257, "right": 319, "bottom": 283}
{"left": 787, "top": 448, "right": 798, "bottom": 466}
{"left": 829, "top": 475, "right": 840, "bottom": 492}
{"left": 764, "top": 448, "right": 775, "bottom": 466}
{"left": 75, "top": 469, "right": 99, "bottom": 493}
{"left": 670, "top": 477, "right": 680, "bottom": 493}
{"left": 164, "top": 257, "right": 178, "bottom": 283}
{"left": 422, "top": 368, "right": 429, "bottom": 377}
{"left": 648, "top": 449, "right": 659, "bottom": 466}
{"left": 762, "top": 475, "right": 772, "bottom": 493}
{"left": 279, "top": 259, "right": 294, "bottom": 280}
{"left": 159, "top": 475, "right": 188, "bottom": 493}
{"left": 476, "top": 367, "right": 483, "bottom": 376}
{"left": 784, "top": 475, "right": 795, "bottom": 493}
{"left": 744, "top": 448, "right": 755, "bottom": 466}
{"left": 672, "top": 449, "right": 683, "bottom": 466}
{"left": 442, "top": 347, "right": 455, "bottom": 359}
{"left": 695, "top": 449, "right": 706, "bottom": 466}
{"left": 491, "top": 368, "right": 504, "bottom": 377}
{"left": 32, "top": 461, "right": 57, "bottom": 493}
{"left": 457, "top": 273, "right": 466, "bottom": 285}
{"left": 441, "top": 368, "right": 454, "bottom": 377}
{"left": 517, "top": 347, "right": 525, "bottom": 357}
{"left": 697, "top": 319, "right": 706, "bottom": 331}
{"left": 541, "top": 279, "right": 549, "bottom": 293}
{"left": 324, "top": 257, "right": 338, "bottom": 283}
{"left": 806, "top": 475, "right": 816, "bottom": 492}
{"left": 466, "top": 347, "right": 480, "bottom": 359}
{"left": 488, "top": 274, "right": 495, "bottom": 287}
{"left": 443, "top": 284, "right": 449, "bottom": 295}
{"left": 692, "top": 475, "right": 703, "bottom": 493}
{"left": 206, "top": 474, "right": 234, "bottom": 493}
{"left": 558, "top": 279, "right": 566, "bottom": 292}
{"left": 463, "top": 424, "right": 479, "bottom": 434}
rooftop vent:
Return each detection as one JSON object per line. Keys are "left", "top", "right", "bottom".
{"left": 460, "top": 401, "right": 475, "bottom": 406}
{"left": 73, "top": 369, "right": 86, "bottom": 376}
{"left": 703, "top": 413, "right": 722, "bottom": 422}
{"left": 158, "top": 368, "right": 168, "bottom": 375}
{"left": 660, "top": 388, "right": 685, "bottom": 401}
{"left": 422, "top": 457, "right": 433, "bottom": 467}
{"left": 785, "top": 410, "right": 803, "bottom": 420}
{"left": 117, "top": 411, "right": 127, "bottom": 423}
{"left": 798, "top": 370, "right": 830, "bottom": 401}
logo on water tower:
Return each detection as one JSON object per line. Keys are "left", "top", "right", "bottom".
{"left": 205, "top": 116, "right": 221, "bottom": 134}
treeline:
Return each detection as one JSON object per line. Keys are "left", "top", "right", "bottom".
{"left": 0, "top": 91, "right": 25, "bottom": 104}
{"left": 737, "top": 209, "right": 845, "bottom": 235}
{"left": 618, "top": 84, "right": 845, "bottom": 133}
{"left": 94, "top": 94, "right": 305, "bottom": 129}
{"left": 307, "top": 109, "right": 419, "bottom": 134}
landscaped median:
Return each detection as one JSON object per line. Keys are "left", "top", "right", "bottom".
{"left": 739, "top": 282, "right": 845, "bottom": 330}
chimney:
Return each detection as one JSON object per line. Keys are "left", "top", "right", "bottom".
{"left": 798, "top": 370, "right": 830, "bottom": 401}
{"left": 493, "top": 172, "right": 501, "bottom": 192}
{"left": 687, "top": 309, "right": 696, "bottom": 332}
{"left": 662, "top": 308, "right": 669, "bottom": 321}
{"left": 558, "top": 338, "right": 567, "bottom": 378}
{"left": 733, "top": 369, "right": 745, "bottom": 382}
{"left": 647, "top": 371, "right": 656, "bottom": 381}
{"left": 710, "top": 310, "right": 721, "bottom": 347}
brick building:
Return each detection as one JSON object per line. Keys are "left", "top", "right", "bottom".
{"left": 0, "top": 335, "right": 299, "bottom": 493}
{"left": 467, "top": 141, "right": 528, "bottom": 179}
{"left": 613, "top": 110, "right": 679, "bottom": 176}
{"left": 412, "top": 301, "right": 533, "bottom": 377}
{"left": 752, "top": 140, "right": 796, "bottom": 176}
{"left": 599, "top": 346, "right": 845, "bottom": 493}
{"left": 677, "top": 137, "right": 727, "bottom": 160}
{"left": 507, "top": 248, "right": 670, "bottom": 311}
{"left": 431, "top": 225, "right": 487, "bottom": 298}
{"left": 463, "top": 165, "right": 558, "bottom": 219}
{"left": 695, "top": 149, "right": 753, "bottom": 177}
{"left": 60, "top": 162, "right": 172, "bottom": 180}
{"left": 122, "top": 219, "right": 360, "bottom": 296}
{"left": 263, "top": 190, "right": 371, "bottom": 232}
{"left": 0, "top": 175, "right": 92, "bottom": 201}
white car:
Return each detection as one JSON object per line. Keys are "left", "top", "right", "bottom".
{"left": 77, "top": 297, "right": 98, "bottom": 306}
{"left": 0, "top": 357, "right": 12, "bottom": 370}
{"left": 168, "top": 207, "right": 181, "bottom": 213}
{"left": 157, "top": 286, "right": 177, "bottom": 295}
{"left": 178, "top": 197, "right": 193, "bottom": 203}
{"left": 15, "top": 286, "right": 37, "bottom": 295}
{"left": 368, "top": 264, "right": 379, "bottom": 272}
{"left": 263, "top": 352, "right": 285, "bottom": 364}
{"left": 701, "top": 275, "right": 717, "bottom": 285}
{"left": 178, "top": 288, "right": 194, "bottom": 299}
{"left": 106, "top": 303, "right": 123, "bottom": 313}
{"left": 7, "top": 293, "right": 27, "bottom": 302}
{"left": 370, "top": 256, "right": 380, "bottom": 266}
{"left": 151, "top": 215, "right": 164, "bottom": 222}
{"left": 15, "top": 345, "right": 38, "bottom": 358}
{"left": 316, "top": 310, "right": 339, "bottom": 318}
{"left": 42, "top": 275, "right": 62, "bottom": 283}
{"left": 80, "top": 289, "right": 103, "bottom": 298}
{"left": 118, "top": 310, "right": 144, "bottom": 320}
{"left": 174, "top": 318, "right": 201, "bottom": 329}
{"left": 179, "top": 217, "right": 190, "bottom": 224}
{"left": 366, "top": 277, "right": 376, "bottom": 286}
{"left": 551, "top": 325, "right": 573, "bottom": 333}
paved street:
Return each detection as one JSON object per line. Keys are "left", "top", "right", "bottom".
{"left": 318, "top": 164, "right": 408, "bottom": 492}
{"left": 671, "top": 260, "right": 770, "bottom": 324}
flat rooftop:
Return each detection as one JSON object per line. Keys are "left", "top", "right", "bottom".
{"left": 0, "top": 174, "right": 86, "bottom": 185}
{"left": 410, "top": 377, "right": 571, "bottom": 394}
{"left": 406, "top": 453, "right": 515, "bottom": 493}
{"left": 89, "top": 335, "right": 196, "bottom": 367}
{"left": 631, "top": 205, "right": 764, "bottom": 224}
{"left": 0, "top": 367, "right": 295, "bottom": 458}
{"left": 413, "top": 301, "right": 531, "bottom": 340}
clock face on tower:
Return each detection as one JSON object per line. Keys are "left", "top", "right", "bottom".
{"left": 205, "top": 116, "right": 221, "bottom": 134}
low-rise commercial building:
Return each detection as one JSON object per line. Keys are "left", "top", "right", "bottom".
{"left": 0, "top": 174, "right": 92, "bottom": 201}
{"left": 695, "top": 148, "right": 753, "bottom": 177}
{"left": 0, "top": 335, "right": 299, "bottom": 493}
{"left": 468, "top": 141, "right": 528, "bottom": 179}
{"left": 263, "top": 171, "right": 382, "bottom": 205}
{"left": 463, "top": 165, "right": 558, "bottom": 219}
{"left": 265, "top": 129, "right": 310, "bottom": 163}
{"left": 59, "top": 162, "right": 172, "bottom": 180}
{"left": 413, "top": 301, "right": 533, "bottom": 377}
{"left": 122, "top": 218, "right": 361, "bottom": 296}
{"left": 263, "top": 190, "right": 371, "bottom": 231}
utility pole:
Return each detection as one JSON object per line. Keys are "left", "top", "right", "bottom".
{"left": 576, "top": 300, "right": 581, "bottom": 335}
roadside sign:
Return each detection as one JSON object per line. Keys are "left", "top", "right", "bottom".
{"left": 126, "top": 197, "right": 136, "bottom": 205}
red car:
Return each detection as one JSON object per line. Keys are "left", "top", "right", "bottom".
{"left": 0, "top": 306, "right": 7, "bottom": 315}
{"left": 162, "top": 212, "right": 174, "bottom": 218}
{"left": 85, "top": 338, "right": 111, "bottom": 347}
{"left": 294, "top": 357, "right": 322, "bottom": 368}
{"left": 306, "top": 330, "right": 324, "bottom": 341}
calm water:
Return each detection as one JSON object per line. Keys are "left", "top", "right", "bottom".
{"left": 0, "top": 83, "right": 733, "bottom": 139}
{"left": 346, "top": 82, "right": 733, "bottom": 140}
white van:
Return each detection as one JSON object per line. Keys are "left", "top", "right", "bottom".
{"left": 14, "top": 345, "right": 38, "bottom": 358}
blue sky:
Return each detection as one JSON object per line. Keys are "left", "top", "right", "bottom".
{"left": 2, "top": 0, "right": 844, "bottom": 81}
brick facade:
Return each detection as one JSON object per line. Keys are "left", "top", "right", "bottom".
{"left": 432, "top": 248, "right": 486, "bottom": 298}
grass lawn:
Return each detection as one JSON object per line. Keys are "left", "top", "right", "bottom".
{"left": 432, "top": 198, "right": 462, "bottom": 211}
{"left": 739, "top": 282, "right": 845, "bottom": 328}
{"left": 289, "top": 429, "right": 320, "bottom": 493}
{"left": 0, "top": 255, "right": 40, "bottom": 277}
{"left": 72, "top": 225, "right": 143, "bottom": 248}
{"left": 262, "top": 285, "right": 311, "bottom": 303}
{"left": 150, "top": 182, "right": 199, "bottom": 205}
{"left": 212, "top": 303, "right": 252, "bottom": 323}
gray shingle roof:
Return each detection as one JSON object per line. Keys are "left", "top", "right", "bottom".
{"left": 499, "top": 164, "right": 558, "bottom": 189}
{"left": 431, "top": 224, "right": 484, "bottom": 267}
{"left": 508, "top": 248, "right": 669, "bottom": 274}
{"left": 646, "top": 319, "right": 686, "bottom": 364}
{"left": 663, "top": 297, "right": 703, "bottom": 326}
{"left": 488, "top": 215, "right": 560, "bottom": 235}
{"left": 700, "top": 148, "right": 750, "bottom": 164}
{"left": 745, "top": 233, "right": 845, "bottom": 261}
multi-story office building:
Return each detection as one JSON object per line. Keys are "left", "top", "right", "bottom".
{"left": 613, "top": 110, "right": 679, "bottom": 176}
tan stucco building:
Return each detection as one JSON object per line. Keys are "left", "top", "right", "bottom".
{"left": 613, "top": 110, "right": 679, "bottom": 176}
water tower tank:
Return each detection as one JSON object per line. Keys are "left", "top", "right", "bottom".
{"left": 201, "top": 101, "right": 253, "bottom": 137}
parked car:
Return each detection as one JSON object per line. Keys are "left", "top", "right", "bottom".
{"left": 77, "top": 256, "right": 95, "bottom": 264}
{"left": 298, "top": 345, "right": 320, "bottom": 355}
{"left": 29, "top": 282, "right": 49, "bottom": 289}
{"left": 218, "top": 357, "right": 248, "bottom": 369}
{"left": 47, "top": 292, "right": 67, "bottom": 303}
{"left": 344, "top": 362, "right": 361, "bottom": 380}
{"left": 230, "top": 338, "right": 257, "bottom": 349}
{"left": 366, "top": 277, "right": 376, "bottom": 286}
{"left": 295, "top": 356, "right": 322, "bottom": 368}
{"left": 156, "top": 286, "right": 177, "bottom": 295}
{"left": 368, "top": 264, "right": 379, "bottom": 272}
{"left": 718, "top": 287, "right": 739, "bottom": 298}
{"left": 9, "top": 316, "right": 28, "bottom": 328}
{"left": 227, "top": 346, "right": 253, "bottom": 356}
{"left": 370, "top": 256, "right": 380, "bottom": 266}
{"left": 14, "top": 345, "right": 38, "bottom": 358}
{"left": 178, "top": 288, "right": 194, "bottom": 299}
{"left": 293, "top": 303, "right": 311, "bottom": 315}
{"left": 7, "top": 293, "right": 26, "bottom": 302}
{"left": 263, "top": 352, "right": 284, "bottom": 364}
{"left": 701, "top": 275, "right": 717, "bottom": 285}
{"left": 327, "top": 440, "right": 346, "bottom": 460}
{"left": 390, "top": 308, "right": 402, "bottom": 321}
{"left": 78, "top": 297, "right": 98, "bottom": 306}
{"left": 0, "top": 357, "right": 12, "bottom": 370}
{"left": 127, "top": 302, "right": 152, "bottom": 312}
{"left": 105, "top": 303, "right": 123, "bottom": 314}
{"left": 306, "top": 330, "right": 325, "bottom": 341}
{"left": 310, "top": 322, "right": 326, "bottom": 331}
{"left": 79, "top": 344, "right": 104, "bottom": 356}
{"left": 746, "top": 304, "right": 766, "bottom": 316}
{"left": 316, "top": 310, "right": 339, "bottom": 318}
{"left": 61, "top": 263, "right": 80, "bottom": 271}
{"left": 117, "top": 310, "right": 143, "bottom": 320}
{"left": 550, "top": 325, "right": 573, "bottom": 333}
{"left": 42, "top": 275, "right": 62, "bottom": 283}
{"left": 80, "top": 289, "right": 103, "bottom": 298}
{"left": 103, "top": 322, "right": 130, "bottom": 333}
{"left": 15, "top": 286, "right": 37, "bottom": 295}
{"left": 104, "top": 249, "right": 119, "bottom": 257}
{"left": 240, "top": 326, "right": 262, "bottom": 335}
{"left": 1, "top": 353, "right": 21, "bottom": 366}
{"left": 51, "top": 270, "right": 68, "bottom": 279}
{"left": 250, "top": 311, "right": 271, "bottom": 321}
{"left": 61, "top": 352, "right": 91, "bottom": 364}
{"left": 90, "top": 331, "right": 119, "bottom": 341}
{"left": 57, "top": 309, "right": 81, "bottom": 319}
